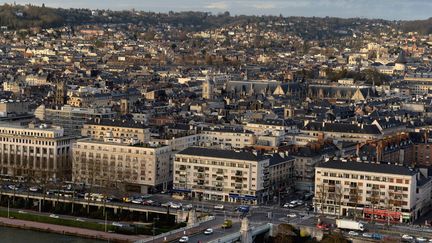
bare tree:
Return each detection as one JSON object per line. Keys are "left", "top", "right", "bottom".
{"left": 369, "top": 186, "right": 381, "bottom": 224}
{"left": 315, "top": 183, "right": 328, "bottom": 217}
{"left": 333, "top": 184, "right": 344, "bottom": 219}
{"left": 349, "top": 183, "right": 362, "bottom": 220}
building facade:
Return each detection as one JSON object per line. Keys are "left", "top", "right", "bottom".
{"left": 173, "top": 147, "right": 270, "bottom": 204}
{"left": 72, "top": 138, "right": 171, "bottom": 193}
{"left": 0, "top": 122, "right": 74, "bottom": 180}
{"left": 314, "top": 160, "right": 431, "bottom": 223}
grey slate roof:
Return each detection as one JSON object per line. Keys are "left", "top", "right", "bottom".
{"left": 177, "top": 147, "right": 262, "bottom": 161}
{"left": 316, "top": 160, "right": 416, "bottom": 176}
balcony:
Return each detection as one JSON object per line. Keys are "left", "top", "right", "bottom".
{"left": 216, "top": 169, "right": 224, "bottom": 174}
{"left": 235, "top": 171, "right": 243, "bottom": 176}
{"left": 216, "top": 176, "right": 224, "bottom": 181}
{"left": 197, "top": 167, "right": 205, "bottom": 173}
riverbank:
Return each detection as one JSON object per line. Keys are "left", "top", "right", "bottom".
{"left": 0, "top": 216, "right": 147, "bottom": 243}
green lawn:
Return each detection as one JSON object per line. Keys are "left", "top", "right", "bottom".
{"left": 0, "top": 210, "right": 115, "bottom": 232}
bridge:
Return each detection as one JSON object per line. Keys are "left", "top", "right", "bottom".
{"left": 0, "top": 190, "right": 180, "bottom": 220}
{"left": 208, "top": 218, "right": 274, "bottom": 243}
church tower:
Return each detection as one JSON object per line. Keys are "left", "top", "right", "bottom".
{"left": 55, "top": 81, "right": 67, "bottom": 106}
{"left": 202, "top": 76, "right": 214, "bottom": 100}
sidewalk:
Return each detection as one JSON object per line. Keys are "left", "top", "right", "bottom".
{"left": 0, "top": 217, "right": 147, "bottom": 243}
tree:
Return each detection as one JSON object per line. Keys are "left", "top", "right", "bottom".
{"left": 369, "top": 185, "right": 381, "bottom": 224}
{"left": 333, "top": 184, "right": 343, "bottom": 218}
{"left": 315, "top": 183, "right": 328, "bottom": 216}
{"left": 348, "top": 183, "right": 362, "bottom": 220}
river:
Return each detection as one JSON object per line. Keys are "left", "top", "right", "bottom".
{"left": 0, "top": 226, "right": 106, "bottom": 243}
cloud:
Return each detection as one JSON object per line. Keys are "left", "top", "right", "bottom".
{"left": 205, "top": 1, "right": 229, "bottom": 10}
{"left": 252, "top": 3, "right": 276, "bottom": 9}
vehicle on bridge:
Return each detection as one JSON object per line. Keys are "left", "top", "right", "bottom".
{"left": 236, "top": 205, "right": 250, "bottom": 213}
{"left": 222, "top": 219, "right": 233, "bottom": 229}
{"left": 336, "top": 219, "right": 364, "bottom": 231}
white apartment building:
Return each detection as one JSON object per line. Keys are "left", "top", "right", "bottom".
{"left": 173, "top": 147, "right": 270, "bottom": 204}
{"left": 72, "top": 138, "right": 172, "bottom": 193}
{"left": 198, "top": 128, "right": 256, "bottom": 149}
{"left": 81, "top": 119, "right": 150, "bottom": 143}
{"left": 314, "top": 160, "right": 431, "bottom": 223}
{"left": 0, "top": 122, "right": 74, "bottom": 180}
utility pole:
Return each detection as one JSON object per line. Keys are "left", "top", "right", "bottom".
{"left": 7, "top": 199, "right": 10, "bottom": 218}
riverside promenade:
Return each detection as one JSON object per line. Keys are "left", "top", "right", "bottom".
{"left": 0, "top": 217, "right": 147, "bottom": 243}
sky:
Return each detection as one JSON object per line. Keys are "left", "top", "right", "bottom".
{"left": 1, "top": 0, "right": 431, "bottom": 20}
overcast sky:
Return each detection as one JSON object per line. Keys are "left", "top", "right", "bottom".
{"left": 2, "top": 0, "right": 431, "bottom": 20}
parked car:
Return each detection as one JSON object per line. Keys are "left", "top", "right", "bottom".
{"left": 179, "top": 236, "right": 189, "bottom": 242}
{"left": 348, "top": 231, "right": 359, "bottom": 236}
{"left": 287, "top": 213, "right": 297, "bottom": 218}
{"left": 204, "top": 228, "right": 214, "bottom": 235}
{"left": 362, "top": 233, "right": 373, "bottom": 238}
{"left": 214, "top": 204, "right": 225, "bottom": 210}
{"left": 49, "top": 214, "right": 59, "bottom": 219}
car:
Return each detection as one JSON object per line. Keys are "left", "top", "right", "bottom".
{"left": 362, "top": 233, "right": 373, "bottom": 238}
{"left": 112, "top": 222, "right": 125, "bottom": 227}
{"left": 348, "top": 231, "right": 359, "bottom": 236}
{"left": 131, "top": 198, "right": 143, "bottom": 204}
{"left": 170, "top": 203, "right": 182, "bottom": 209}
{"left": 372, "top": 233, "right": 383, "bottom": 240}
{"left": 8, "top": 185, "right": 19, "bottom": 191}
{"left": 417, "top": 237, "right": 427, "bottom": 242}
{"left": 204, "top": 228, "right": 214, "bottom": 235}
{"left": 179, "top": 236, "right": 189, "bottom": 242}
{"left": 316, "top": 223, "right": 329, "bottom": 230}
{"left": 142, "top": 200, "right": 154, "bottom": 205}
{"left": 183, "top": 204, "right": 193, "bottom": 210}
{"left": 49, "top": 214, "right": 59, "bottom": 219}
{"left": 214, "top": 204, "right": 225, "bottom": 210}
{"left": 161, "top": 202, "right": 171, "bottom": 207}
{"left": 287, "top": 213, "right": 297, "bottom": 218}
{"left": 222, "top": 220, "right": 233, "bottom": 229}
{"left": 296, "top": 200, "right": 304, "bottom": 206}
{"left": 402, "top": 234, "right": 414, "bottom": 240}
{"left": 288, "top": 203, "right": 297, "bottom": 208}
{"left": 75, "top": 218, "right": 85, "bottom": 222}
{"left": 29, "top": 186, "right": 41, "bottom": 192}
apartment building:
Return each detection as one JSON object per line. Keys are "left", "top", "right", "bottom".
{"left": 245, "top": 119, "right": 298, "bottom": 136}
{"left": 0, "top": 122, "right": 74, "bottom": 180}
{"left": 314, "top": 160, "right": 431, "bottom": 223}
{"left": 268, "top": 153, "right": 295, "bottom": 191}
{"left": 198, "top": 127, "right": 256, "bottom": 149}
{"left": 81, "top": 118, "right": 150, "bottom": 142}
{"left": 173, "top": 147, "right": 270, "bottom": 204}
{"left": 35, "top": 105, "right": 115, "bottom": 136}
{"left": 72, "top": 138, "right": 172, "bottom": 193}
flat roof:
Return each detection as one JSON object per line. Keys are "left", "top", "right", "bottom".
{"left": 177, "top": 147, "right": 262, "bottom": 161}
{"left": 316, "top": 160, "right": 416, "bottom": 176}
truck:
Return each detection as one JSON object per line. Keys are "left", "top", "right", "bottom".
{"left": 336, "top": 219, "right": 364, "bottom": 231}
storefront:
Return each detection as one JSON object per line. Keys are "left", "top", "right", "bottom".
{"left": 363, "top": 208, "right": 402, "bottom": 223}
{"left": 228, "top": 193, "right": 258, "bottom": 204}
